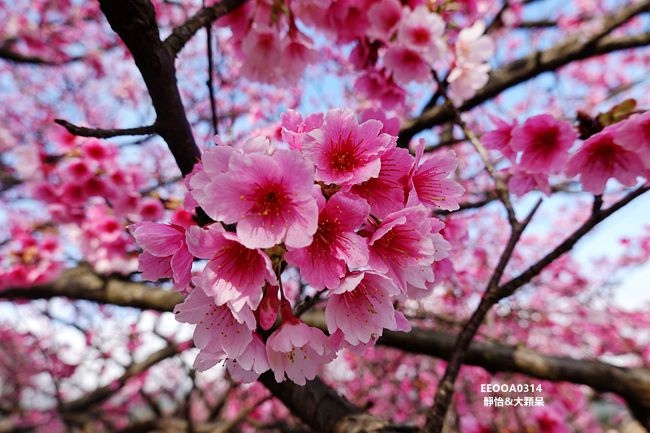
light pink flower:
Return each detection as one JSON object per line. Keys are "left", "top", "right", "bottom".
{"left": 615, "top": 110, "right": 650, "bottom": 169}
{"left": 201, "top": 150, "right": 318, "bottom": 249}
{"left": 409, "top": 142, "right": 464, "bottom": 211}
{"left": 224, "top": 333, "right": 270, "bottom": 382}
{"left": 367, "top": 206, "right": 437, "bottom": 292}
{"left": 174, "top": 288, "right": 256, "bottom": 358}
{"left": 384, "top": 44, "right": 432, "bottom": 84}
{"left": 240, "top": 25, "right": 283, "bottom": 84}
{"left": 353, "top": 70, "right": 406, "bottom": 109}
{"left": 285, "top": 192, "right": 369, "bottom": 289}
{"left": 507, "top": 169, "right": 551, "bottom": 196}
{"left": 131, "top": 222, "right": 193, "bottom": 288}
{"left": 482, "top": 116, "right": 518, "bottom": 160}
{"left": 397, "top": 6, "right": 446, "bottom": 63}
{"left": 303, "top": 109, "right": 393, "bottom": 186}
{"left": 366, "top": 0, "right": 402, "bottom": 42}
{"left": 511, "top": 114, "right": 577, "bottom": 173}
{"left": 281, "top": 109, "right": 324, "bottom": 151}
{"left": 325, "top": 272, "right": 409, "bottom": 345}
{"left": 186, "top": 224, "right": 276, "bottom": 311}
{"left": 280, "top": 33, "right": 317, "bottom": 86}
{"left": 266, "top": 317, "right": 337, "bottom": 385}
{"left": 566, "top": 128, "right": 643, "bottom": 194}
{"left": 351, "top": 147, "right": 413, "bottom": 217}
{"left": 455, "top": 21, "right": 494, "bottom": 64}
{"left": 447, "top": 62, "right": 490, "bottom": 105}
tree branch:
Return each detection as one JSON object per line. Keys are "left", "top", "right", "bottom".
{"left": 60, "top": 341, "right": 189, "bottom": 413}
{"left": 3, "top": 265, "right": 650, "bottom": 427}
{"left": 99, "top": 0, "right": 200, "bottom": 176}
{"left": 54, "top": 119, "right": 156, "bottom": 139}
{"left": 163, "top": 0, "right": 248, "bottom": 56}
{"left": 398, "top": 1, "right": 650, "bottom": 147}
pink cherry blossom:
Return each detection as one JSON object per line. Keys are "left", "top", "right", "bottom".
{"left": 240, "top": 25, "right": 283, "bottom": 84}
{"left": 353, "top": 70, "right": 406, "bottom": 109}
{"left": 325, "top": 272, "right": 409, "bottom": 345}
{"left": 511, "top": 114, "right": 577, "bottom": 173}
{"left": 366, "top": 206, "right": 437, "bottom": 292}
{"left": 199, "top": 150, "right": 318, "bottom": 249}
{"left": 130, "top": 221, "right": 193, "bottom": 288}
{"left": 281, "top": 110, "right": 324, "bottom": 151}
{"left": 508, "top": 169, "right": 551, "bottom": 196}
{"left": 266, "top": 316, "right": 337, "bottom": 385}
{"left": 351, "top": 147, "right": 413, "bottom": 217}
{"left": 482, "top": 116, "right": 518, "bottom": 160}
{"left": 383, "top": 45, "right": 432, "bottom": 84}
{"left": 366, "top": 0, "right": 402, "bottom": 42}
{"left": 285, "top": 192, "right": 369, "bottom": 289}
{"left": 566, "top": 128, "right": 644, "bottom": 194}
{"left": 447, "top": 62, "right": 490, "bottom": 105}
{"left": 224, "top": 333, "right": 270, "bottom": 382}
{"left": 455, "top": 21, "right": 494, "bottom": 64}
{"left": 302, "top": 109, "right": 393, "bottom": 186}
{"left": 614, "top": 110, "right": 650, "bottom": 169}
{"left": 397, "top": 6, "right": 446, "bottom": 63}
{"left": 186, "top": 224, "right": 276, "bottom": 311}
{"left": 174, "top": 288, "right": 256, "bottom": 358}
{"left": 409, "top": 142, "right": 465, "bottom": 211}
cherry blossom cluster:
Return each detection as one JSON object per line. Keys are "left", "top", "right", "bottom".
{"left": 483, "top": 110, "right": 650, "bottom": 195}
{"left": 220, "top": 1, "right": 495, "bottom": 107}
{"left": 132, "top": 108, "right": 464, "bottom": 384}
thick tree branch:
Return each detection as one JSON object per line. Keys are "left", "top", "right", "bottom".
{"left": 60, "top": 341, "right": 189, "bottom": 413}
{"left": 399, "top": 3, "right": 650, "bottom": 147}
{"left": 99, "top": 0, "right": 200, "bottom": 176}
{"left": 163, "top": 0, "right": 248, "bottom": 56}
{"left": 3, "top": 265, "right": 650, "bottom": 426}
{"left": 54, "top": 119, "right": 156, "bottom": 139}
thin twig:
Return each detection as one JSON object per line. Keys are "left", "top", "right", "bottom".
{"left": 54, "top": 119, "right": 156, "bottom": 139}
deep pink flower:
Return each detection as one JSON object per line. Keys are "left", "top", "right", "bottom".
{"left": 351, "top": 147, "right": 413, "bottom": 217}
{"left": 397, "top": 6, "right": 446, "bottom": 63}
{"left": 366, "top": 0, "right": 402, "bottom": 42}
{"left": 409, "top": 142, "right": 464, "bottom": 211}
{"left": 224, "top": 333, "right": 270, "bottom": 382}
{"left": 353, "top": 70, "right": 406, "bottom": 109}
{"left": 511, "top": 114, "right": 577, "bottom": 173}
{"left": 508, "top": 169, "right": 551, "bottom": 196}
{"left": 482, "top": 116, "right": 518, "bottom": 160}
{"left": 303, "top": 109, "right": 393, "bottom": 186}
{"left": 566, "top": 128, "right": 644, "bottom": 194}
{"left": 266, "top": 317, "right": 337, "bottom": 385}
{"left": 186, "top": 224, "right": 276, "bottom": 311}
{"left": 325, "top": 272, "right": 410, "bottom": 345}
{"left": 285, "top": 192, "right": 369, "bottom": 289}
{"left": 280, "top": 33, "right": 317, "bottom": 86}
{"left": 367, "top": 206, "right": 437, "bottom": 292}
{"left": 174, "top": 288, "right": 256, "bottom": 358}
{"left": 615, "top": 110, "right": 650, "bottom": 169}
{"left": 384, "top": 45, "right": 431, "bottom": 84}
{"left": 131, "top": 222, "right": 193, "bottom": 288}
{"left": 281, "top": 110, "right": 324, "bottom": 151}
{"left": 200, "top": 150, "right": 318, "bottom": 249}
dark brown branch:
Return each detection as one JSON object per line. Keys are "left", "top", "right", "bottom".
{"left": 398, "top": 1, "right": 650, "bottom": 147}
{"left": 424, "top": 198, "right": 542, "bottom": 433}
{"left": 0, "top": 46, "right": 81, "bottom": 65}
{"left": 4, "top": 267, "right": 650, "bottom": 427}
{"left": 54, "top": 119, "right": 156, "bottom": 139}
{"left": 163, "top": 0, "right": 248, "bottom": 56}
{"left": 497, "top": 186, "right": 649, "bottom": 298}
{"left": 99, "top": 0, "right": 200, "bottom": 176}
{"left": 60, "top": 342, "right": 186, "bottom": 413}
